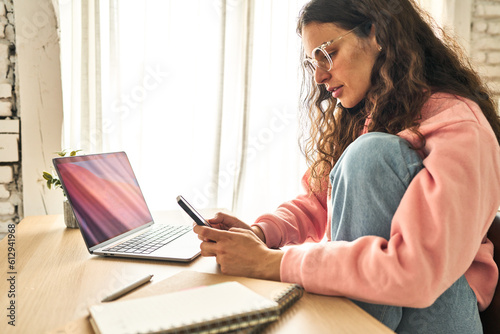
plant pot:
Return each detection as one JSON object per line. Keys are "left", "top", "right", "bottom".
{"left": 63, "top": 200, "right": 79, "bottom": 229}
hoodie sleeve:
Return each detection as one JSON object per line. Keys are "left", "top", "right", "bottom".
{"left": 253, "top": 170, "right": 330, "bottom": 249}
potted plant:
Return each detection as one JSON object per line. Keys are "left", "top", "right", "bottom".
{"left": 42, "top": 149, "right": 82, "bottom": 228}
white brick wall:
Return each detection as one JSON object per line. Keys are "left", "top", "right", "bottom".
{"left": 0, "top": 218, "right": 11, "bottom": 236}
{"left": 0, "top": 166, "right": 13, "bottom": 183}
{"left": 475, "top": 3, "right": 500, "bottom": 18}
{"left": 0, "top": 184, "right": 9, "bottom": 198}
{"left": 0, "top": 0, "right": 19, "bottom": 240}
{"left": 472, "top": 0, "right": 500, "bottom": 108}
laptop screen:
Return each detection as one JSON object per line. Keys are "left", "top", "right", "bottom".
{"left": 53, "top": 152, "right": 153, "bottom": 249}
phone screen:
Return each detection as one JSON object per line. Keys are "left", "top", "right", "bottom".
{"left": 176, "top": 195, "right": 211, "bottom": 227}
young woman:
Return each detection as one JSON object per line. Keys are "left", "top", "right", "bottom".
{"left": 194, "top": 0, "right": 500, "bottom": 332}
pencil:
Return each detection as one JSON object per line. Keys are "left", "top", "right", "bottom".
{"left": 101, "top": 274, "right": 154, "bottom": 302}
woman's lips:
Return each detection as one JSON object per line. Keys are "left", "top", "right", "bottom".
{"left": 329, "top": 85, "right": 344, "bottom": 99}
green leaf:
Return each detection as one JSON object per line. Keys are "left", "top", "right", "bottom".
{"left": 69, "top": 149, "right": 82, "bottom": 156}
{"left": 42, "top": 172, "right": 53, "bottom": 181}
{"left": 56, "top": 150, "right": 67, "bottom": 157}
{"left": 47, "top": 180, "right": 52, "bottom": 189}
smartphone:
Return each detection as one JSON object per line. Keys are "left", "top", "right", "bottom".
{"left": 176, "top": 195, "right": 211, "bottom": 227}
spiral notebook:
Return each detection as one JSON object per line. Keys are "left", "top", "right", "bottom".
{"left": 89, "top": 280, "right": 303, "bottom": 334}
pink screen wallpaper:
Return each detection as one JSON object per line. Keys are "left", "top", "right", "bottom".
{"left": 54, "top": 153, "right": 153, "bottom": 248}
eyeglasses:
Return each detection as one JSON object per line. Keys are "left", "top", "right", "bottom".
{"left": 303, "top": 26, "right": 359, "bottom": 73}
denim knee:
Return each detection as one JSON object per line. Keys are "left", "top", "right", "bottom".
{"left": 329, "top": 132, "right": 424, "bottom": 242}
{"left": 332, "top": 132, "right": 423, "bottom": 187}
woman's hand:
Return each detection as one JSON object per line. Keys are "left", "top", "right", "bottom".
{"left": 193, "top": 212, "right": 282, "bottom": 280}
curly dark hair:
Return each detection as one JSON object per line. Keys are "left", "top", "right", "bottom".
{"left": 297, "top": 0, "right": 500, "bottom": 191}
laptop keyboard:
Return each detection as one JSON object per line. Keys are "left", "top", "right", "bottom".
{"left": 103, "top": 224, "right": 192, "bottom": 254}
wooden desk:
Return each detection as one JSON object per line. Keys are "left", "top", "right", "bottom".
{"left": 0, "top": 214, "right": 393, "bottom": 334}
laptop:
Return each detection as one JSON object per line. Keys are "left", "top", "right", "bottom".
{"left": 52, "top": 151, "right": 201, "bottom": 262}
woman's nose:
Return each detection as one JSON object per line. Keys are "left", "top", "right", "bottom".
{"left": 314, "top": 67, "right": 331, "bottom": 85}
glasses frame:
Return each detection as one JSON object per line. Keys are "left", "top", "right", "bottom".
{"left": 304, "top": 26, "right": 360, "bottom": 73}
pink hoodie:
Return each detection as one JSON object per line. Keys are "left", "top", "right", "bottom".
{"left": 253, "top": 93, "right": 500, "bottom": 311}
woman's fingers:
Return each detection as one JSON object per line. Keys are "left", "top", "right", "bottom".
{"left": 207, "top": 212, "right": 251, "bottom": 231}
{"left": 194, "top": 225, "right": 225, "bottom": 242}
{"left": 199, "top": 237, "right": 218, "bottom": 256}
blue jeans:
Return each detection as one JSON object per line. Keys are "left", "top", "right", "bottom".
{"left": 329, "top": 132, "right": 482, "bottom": 333}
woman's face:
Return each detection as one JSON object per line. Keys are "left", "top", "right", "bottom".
{"left": 302, "top": 22, "right": 380, "bottom": 108}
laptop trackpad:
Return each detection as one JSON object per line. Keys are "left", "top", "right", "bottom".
{"left": 153, "top": 231, "right": 201, "bottom": 258}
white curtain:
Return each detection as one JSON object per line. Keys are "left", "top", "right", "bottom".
{"left": 58, "top": 0, "right": 308, "bottom": 221}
